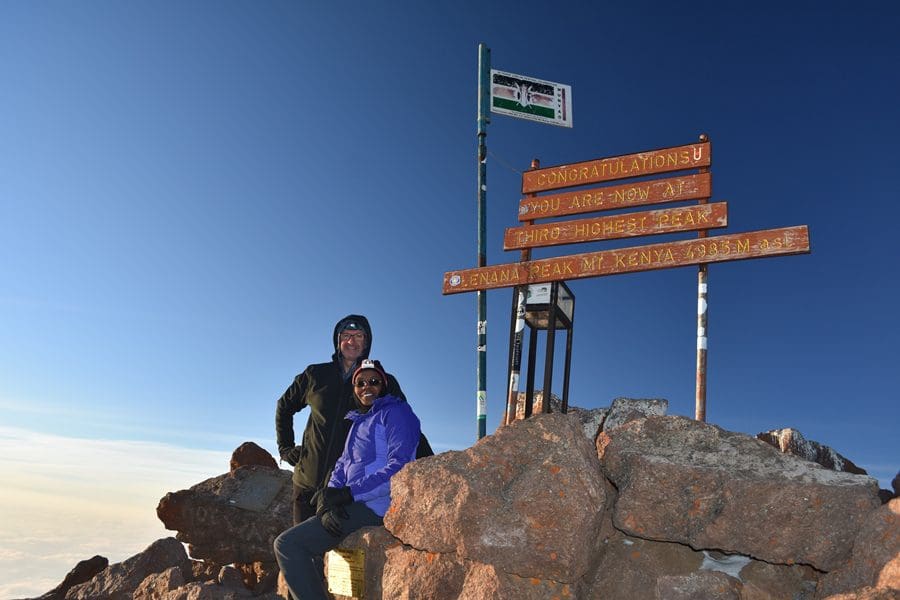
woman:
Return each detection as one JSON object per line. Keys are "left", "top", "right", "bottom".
{"left": 274, "top": 358, "right": 421, "bottom": 600}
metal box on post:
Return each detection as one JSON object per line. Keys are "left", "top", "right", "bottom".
{"left": 521, "top": 280, "right": 575, "bottom": 418}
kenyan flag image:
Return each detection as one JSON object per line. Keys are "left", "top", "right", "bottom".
{"left": 490, "top": 69, "right": 571, "bottom": 127}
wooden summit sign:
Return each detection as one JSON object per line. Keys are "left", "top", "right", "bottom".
{"left": 518, "top": 172, "right": 711, "bottom": 220}
{"left": 504, "top": 202, "right": 728, "bottom": 250}
{"left": 521, "top": 141, "right": 709, "bottom": 194}
{"left": 444, "top": 226, "right": 810, "bottom": 294}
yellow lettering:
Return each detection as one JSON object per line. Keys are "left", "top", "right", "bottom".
{"left": 662, "top": 180, "right": 683, "bottom": 198}
{"left": 581, "top": 256, "right": 602, "bottom": 270}
{"left": 737, "top": 239, "right": 750, "bottom": 253}
{"left": 615, "top": 254, "right": 626, "bottom": 268}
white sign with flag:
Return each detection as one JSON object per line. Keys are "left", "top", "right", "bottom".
{"left": 490, "top": 69, "right": 573, "bottom": 128}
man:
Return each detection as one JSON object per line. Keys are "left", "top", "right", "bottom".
{"left": 275, "top": 314, "right": 405, "bottom": 525}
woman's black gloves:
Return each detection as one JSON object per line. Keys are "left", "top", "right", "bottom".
{"left": 323, "top": 486, "right": 353, "bottom": 507}
{"left": 315, "top": 486, "right": 354, "bottom": 537}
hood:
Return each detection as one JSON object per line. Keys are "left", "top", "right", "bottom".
{"left": 331, "top": 314, "right": 372, "bottom": 362}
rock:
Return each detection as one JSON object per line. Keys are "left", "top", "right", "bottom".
{"left": 513, "top": 390, "right": 562, "bottom": 419}
{"left": 656, "top": 571, "right": 743, "bottom": 599}
{"left": 385, "top": 413, "right": 607, "bottom": 583}
{"left": 816, "top": 498, "right": 900, "bottom": 597}
{"left": 586, "top": 516, "right": 705, "bottom": 600}
{"left": 381, "top": 545, "right": 578, "bottom": 600}
{"left": 511, "top": 391, "right": 608, "bottom": 441}
{"left": 234, "top": 561, "right": 278, "bottom": 593}
{"left": 132, "top": 566, "right": 185, "bottom": 600}
{"left": 230, "top": 442, "right": 277, "bottom": 473}
{"left": 35, "top": 555, "right": 109, "bottom": 600}
{"left": 156, "top": 465, "right": 292, "bottom": 564}
{"left": 150, "top": 581, "right": 256, "bottom": 599}
{"left": 381, "top": 545, "right": 466, "bottom": 600}
{"left": 821, "top": 589, "right": 900, "bottom": 600}
{"left": 601, "top": 397, "right": 668, "bottom": 432}
{"left": 455, "top": 561, "right": 580, "bottom": 600}
{"left": 739, "top": 559, "right": 818, "bottom": 599}
{"left": 569, "top": 404, "right": 608, "bottom": 441}
{"left": 64, "top": 537, "right": 191, "bottom": 600}
{"left": 598, "top": 415, "right": 881, "bottom": 571}
{"left": 757, "top": 428, "right": 868, "bottom": 474}
{"left": 190, "top": 560, "right": 220, "bottom": 583}
{"left": 217, "top": 566, "right": 245, "bottom": 589}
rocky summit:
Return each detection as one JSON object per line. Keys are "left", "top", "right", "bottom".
{"left": 24, "top": 402, "right": 899, "bottom": 599}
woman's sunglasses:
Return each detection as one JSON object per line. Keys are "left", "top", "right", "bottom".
{"left": 354, "top": 377, "right": 383, "bottom": 388}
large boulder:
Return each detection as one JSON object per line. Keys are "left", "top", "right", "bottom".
{"left": 512, "top": 390, "right": 610, "bottom": 442}
{"left": 381, "top": 546, "right": 579, "bottom": 600}
{"left": 598, "top": 416, "right": 881, "bottom": 571}
{"left": 655, "top": 571, "right": 743, "bottom": 599}
{"left": 585, "top": 514, "right": 819, "bottom": 599}
{"left": 132, "top": 566, "right": 185, "bottom": 599}
{"left": 64, "top": 538, "right": 190, "bottom": 600}
{"left": 229, "top": 441, "right": 278, "bottom": 473}
{"left": 601, "top": 397, "right": 668, "bottom": 432}
{"left": 385, "top": 412, "right": 607, "bottom": 583}
{"left": 156, "top": 465, "right": 292, "bottom": 565}
{"left": 34, "top": 555, "right": 109, "bottom": 600}
{"left": 585, "top": 515, "right": 705, "bottom": 599}
{"left": 816, "top": 497, "right": 900, "bottom": 597}
{"left": 757, "top": 428, "right": 868, "bottom": 475}
{"left": 380, "top": 546, "right": 466, "bottom": 599}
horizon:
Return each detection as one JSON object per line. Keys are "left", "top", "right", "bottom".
{"left": 2, "top": 1, "right": 898, "bottom": 595}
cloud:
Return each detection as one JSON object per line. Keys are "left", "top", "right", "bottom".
{"left": 0, "top": 427, "right": 230, "bottom": 598}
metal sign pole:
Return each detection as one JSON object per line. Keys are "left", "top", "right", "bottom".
{"left": 695, "top": 133, "right": 710, "bottom": 422}
{"left": 476, "top": 43, "right": 491, "bottom": 439}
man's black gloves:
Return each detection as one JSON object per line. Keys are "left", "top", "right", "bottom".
{"left": 279, "top": 446, "right": 302, "bottom": 467}
{"left": 314, "top": 486, "right": 354, "bottom": 538}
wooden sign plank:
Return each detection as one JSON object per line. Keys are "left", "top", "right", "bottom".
{"left": 504, "top": 202, "right": 728, "bottom": 250}
{"left": 522, "top": 142, "right": 710, "bottom": 194}
{"left": 443, "top": 226, "right": 809, "bottom": 295}
{"left": 518, "top": 173, "right": 711, "bottom": 221}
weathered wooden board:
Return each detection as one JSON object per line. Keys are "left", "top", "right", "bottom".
{"left": 518, "top": 173, "right": 711, "bottom": 221}
{"left": 443, "top": 226, "right": 809, "bottom": 294}
{"left": 521, "top": 142, "right": 710, "bottom": 194}
{"left": 504, "top": 202, "right": 727, "bottom": 250}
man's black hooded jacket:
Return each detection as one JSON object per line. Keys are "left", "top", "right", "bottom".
{"left": 275, "top": 314, "right": 405, "bottom": 491}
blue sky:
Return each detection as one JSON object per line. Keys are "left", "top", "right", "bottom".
{"left": 2, "top": 1, "right": 899, "bottom": 594}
